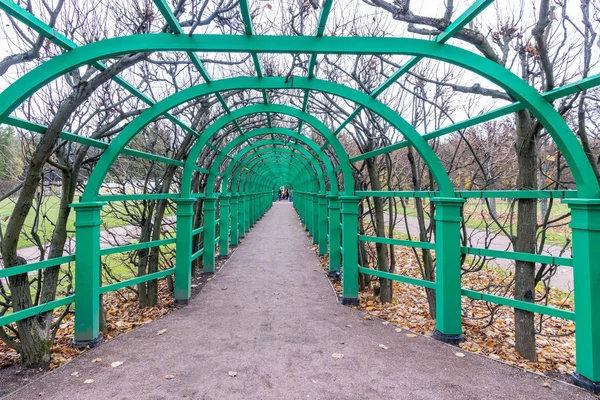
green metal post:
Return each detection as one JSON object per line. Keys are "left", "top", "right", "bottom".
{"left": 564, "top": 199, "right": 600, "bottom": 391}
{"left": 244, "top": 194, "right": 251, "bottom": 233}
{"left": 303, "top": 194, "right": 310, "bottom": 231}
{"left": 249, "top": 193, "right": 255, "bottom": 227}
{"left": 328, "top": 195, "right": 341, "bottom": 272}
{"left": 174, "top": 198, "right": 195, "bottom": 305}
{"left": 432, "top": 197, "right": 465, "bottom": 343}
{"left": 203, "top": 196, "right": 217, "bottom": 274}
{"left": 230, "top": 194, "right": 239, "bottom": 247}
{"left": 72, "top": 201, "right": 105, "bottom": 348}
{"left": 239, "top": 194, "right": 246, "bottom": 239}
{"left": 219, "top": 194, "right": 231, "bottom": 257}
{"left": 318, "top": 194, "right": 328, "bottom": 255}
{"left": 312, "top": 194, "right": 319, "bottom": 244}
{"left": 340, "top": 196, "right": 360, "bottom": 305}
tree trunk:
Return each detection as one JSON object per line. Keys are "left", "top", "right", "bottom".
{"left": 407, "top": 147, "right": 436, "bottom": 318}
{"left": 366, "top": 158, "right": 391, "bottom": 303}
{"left": 514, "top": 109, "right": 538, "bottom": 361}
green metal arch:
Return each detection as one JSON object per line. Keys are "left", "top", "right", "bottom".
{"left": 222, "top": 142, "right": 325, "bottom": 194}
{"left": 226, "top": 143, "right": 326, "bottom": 193}
{"left": 0, "top": 34, "right": 597, "bottom": 195}
{"left": 231, "top": 147, "right": 316, "bottom": 186}
{"left": 82, "top": 101, "right": 358, "bottom": 200}
{"left": 235, "top": 152, "right": 314, "bottom": 193}
{"left": 207, "top": 128, "right": 338, "bottom": 194}
{"left": 234, "top": 149, "right": 315, "bottom": 187}
{"left": 80, "top": 82, "right": 454, "bottom": 199}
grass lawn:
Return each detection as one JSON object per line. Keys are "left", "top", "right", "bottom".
{"left": 0, "top": 195, "right": 172, "bottom": 249}
{"left": 391, "top": 198, "right": 571, "bottom": 247}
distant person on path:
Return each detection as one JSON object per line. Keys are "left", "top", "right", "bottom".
{"left": 278, "top": 189, "right": 282, "bottom": 201}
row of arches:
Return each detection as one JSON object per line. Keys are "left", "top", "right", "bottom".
{"left": 1, "top": 32, "right": 599, "bottom": 387}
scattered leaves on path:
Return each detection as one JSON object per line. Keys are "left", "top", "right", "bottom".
{"left": 164, "top": 375, "right": 175, "bottom": 380}
{"left": 221, "top": 287, "right": 228, "bottom": 290}
{"left": 331, "top": 353, "right": 344, "bottom": 359}
{"left": 157, "top": 329, "right": 168, "bottom": 336}
{"left": 455, "top": 353, "right": 465, "bottom": 358}
{"left": 228, "top": 371, "right": 238, "bottom": 377}
{"left": 110, "top": 361, "right": 124, "bottom": 368}
{"left": 395, "top": 328, "right": 402, "bottom": 333}
{"left": 363, "top": 315, "right": 372, "bottom": 320}
{"left": 83, "top": 379, "right": 95, "bottom": 384}
{"left": 91, "top": 358, "right": 102, "bottom": 363}
{"left": 543, "top": 382, "right": 552, "bottom": 388}
{"left": 70, "top": 372, "right": 79, "bottom": 376}
{"left": 378, "top": 344, "right": 389, "bottom": 350}
{"left": 406, "top": 334, "right": 417, "bottom": 338}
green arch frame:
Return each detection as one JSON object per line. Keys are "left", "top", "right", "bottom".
{"left": 0, "top": 34, "right": 597, "bottom": 196}
{"left": 207, "top": 128, "right": 338, "bottom": 193}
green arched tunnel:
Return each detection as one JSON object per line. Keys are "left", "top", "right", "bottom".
{"left": 1, "top": 0, "right": 600, "bottom": 388}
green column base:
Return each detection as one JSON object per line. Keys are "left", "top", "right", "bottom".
{"left": 342, "top": 298, "right": 359, "bottom": 306}
{"left": 73, "top": 334, "right": 103, "bottom": 350}
{"left": 573, "top": 373, "right": 600, "bottom": 394}
{"left": 433, "top": 330, "right": 464, "bottom": 344}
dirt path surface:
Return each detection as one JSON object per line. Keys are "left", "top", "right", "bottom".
{"left": 5, "top": 202, "right": 591, "bottom": 400}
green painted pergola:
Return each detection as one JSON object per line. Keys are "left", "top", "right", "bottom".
{"left": 1, "top": 0, "right": 600, "bottom": 391}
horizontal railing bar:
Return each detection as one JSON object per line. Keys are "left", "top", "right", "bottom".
{"left": 359, "top": 235, "right": 436, "bottom": 250}
{"left": 214, "top": 236, "right": 220, "bottom": 244}
{"left": 100, "top": 268, "right": 175, "bottom": 294}
{"left": 96, "top": 194, "right": 181, "bottom": 202}
{"left": 461, "top": 246, "right": 572, "bottom": 267}
{"left": 191, "top": 248, "right": 204, "bottom": 261}
{"left": 358, "top": 266, "right": 436, "bottom": 289}
{"left": 192, "top": 226, "right": 205, "bottom": 236}
{"left": 100, "top": 238, "right": 176, "bottom": 256}
{"left": 6, "top": 117, "right": 185, "bottom": 167}
{"left": 356, "top": 190, "right": 578, "bottom": 199}
{"left": 0, "top": 255, "right": 75, "bottom": 279}
{"left": 461, "top": 289, "right": 575, "bottom": 320}
{"left": 357, "top": 267, "right": 574, "bottom": 320}
{"left": 0, "top": 295, "right": 75, "bottom": 326}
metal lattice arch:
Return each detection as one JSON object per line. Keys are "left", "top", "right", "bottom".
{"left": 1, "top": 0, "right": 600, "bottom": 389}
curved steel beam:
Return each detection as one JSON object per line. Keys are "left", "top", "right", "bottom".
{"left": 206, "top": 128, "right": 338, "bottom": 193}
{"left": 0, "top": 34, "right": 595, "bottom": 195}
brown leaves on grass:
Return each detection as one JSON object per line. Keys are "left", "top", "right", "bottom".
{"left": 0, "top": 280, "right": 176, "bottom": 370}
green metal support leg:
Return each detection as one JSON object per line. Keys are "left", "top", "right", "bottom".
{"left": 173, "top": 198, "right": 195, "bottom": 305}
{"left": 72, "top": 201, "right": 105, "bottom": 348}
{"left": 245, "top": 194, "right": 251, "bottom": 233}
{"left": 203, "top": 196, "right": 217, "bottom": 275}
{"left": 312, "top": 195, "right": 319, "bottom": 245}
{"left": 219, "top": 194, "right": 231, "bottom": 258}
{"left": 340, "top": 196, "right": 360, "bottom": 305}
{"left": 565, "top": 199, "right": 600, "bottom": 392}
{"left": 230, "top": 194, "right": 239, "bottom": 247}
{"left": 432, "top": 197, "right": 466, "bottom": 344}
{"left": 318, "top": 194, "right": 328, "bottom": 255}
{"left": 239, "top": 195, "right": 246, "bottom": 239}
{"left": 328, "top": 195, "right": 341, "bottom": 272}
